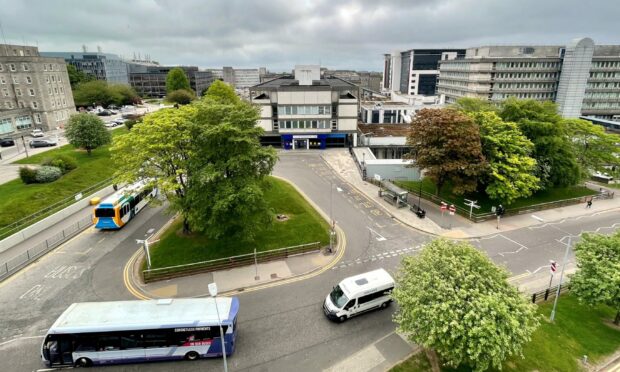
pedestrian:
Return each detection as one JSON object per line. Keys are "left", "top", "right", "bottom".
{"left": 587, "top": 199, "right": 593, "bottom": 208}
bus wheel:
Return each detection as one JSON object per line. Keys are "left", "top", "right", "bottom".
{"left": 185, "top": 351, "right": 200, "bottom": 361}
{"left": 75, "top": 358, "right": 92, "bottom": 368}
{"left": 339, "top": 315, "right": 347, "bottom": 323}
{"left": 381, "top": 302, "right": 389, "bottom": 309}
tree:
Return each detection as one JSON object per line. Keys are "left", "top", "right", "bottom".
{"left": 66, "top": 64, "right": 93, "bottom": 89}
{"left": 108, "top": 84, "right": 140, "bottom": 105}
{"left": 570, "top": 231, "right": 620, "bottom": 325}
{"left": 73, "top": 80, "right": 114, "bottom": 107}
{"left": 563, "top": 118, "right": 620, "bottom": 177}
{"left": 65, "top": 113, "right": 111, "bottom": 155}
{"left": 186, "top": 88, "right": 277, "bottom": 240}
{"left": 166, "top": 89, "right": 195, "bottom": 105}
{"left": 452, "top": 97, "right": 497, "bottom": 114}
{"left": 112, "top": 106, "right": 196, "bottom": 232}
{"left": 469, "top": 111, "right": 540, "bottom": 204}
{"left": 165, "top": 67, "right": 191, "bottom": 93}
{"left": 500, "top": 99, "right": 581, "bottom": 188}
{"left": 204, "top": 80, "right": 239, "bottom": 104}
{"left": 406, "top": 108, "right": 486, "bottom": 195}
{"left": 393, "top": 239, "right": 539, "bottom": 372}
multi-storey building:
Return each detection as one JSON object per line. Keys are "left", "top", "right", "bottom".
{"left": 383, "top": 49, "right": 466, "bottom": 96}
{"left": 437, "top": 38, "right": 620, "bottom": 120}
{"left": 206, "top": 67, "right": 264, "bottom": 89}
{"left": 128, "top": 64, "right": 214, "bottom": 97}
{"left": 0, "top": 44, "right": 75, "bottom": 134}
{"left": 41, "top": 51, "right": 130, "bottom": 84}
{"left": 249, "top": 65, "right": 359, "bottom": 149}
{"left": 324, "top": 70, "right": 383, "bottom": 92}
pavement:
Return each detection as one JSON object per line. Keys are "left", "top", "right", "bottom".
{"left": 321, "top": 148, "right": 620, "bottom": 239}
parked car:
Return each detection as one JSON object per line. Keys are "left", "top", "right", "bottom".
{"left": 113, "top": 117, "right": 127, "bottom": 125}
{"left": 97, "top": 110, "right": 112, "bottom": 116}
{"left": 29, "top": 138, "right": 57, "bottom": 148}
{"left": 31, "top": 129, "right": 45, "bottom": 137}
{"left": 0, "top": 137, "right": 15, "bottom": 147}
{"left": 104, "top": 121, "right": 118, "bottom": 128}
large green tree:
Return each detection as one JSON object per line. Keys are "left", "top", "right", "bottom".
{"left": 204, "top": 80, "right": 239, "bottom": 104}
{"left": 166, "top": 89, "right": 195, "bottom": 105}
{"left": 406, "top": 108, "right": 487, "bottom": 195}
{"left": 65, "top": 113, "right": 111, "bottom": 155}
{"left": 563, "top": 118, "right": 620, "bottom": 177}
{"left": 66, "top": 64, "right": 94, "bottom": 89}
{"left": 186, "top": 84, "right": 277, "bottom": 240}
{"left": 108, "top": 83, "right": 140, "bottom": 105}
{"left": 570, "top": 231, "right": 620, "bottom": 325}
{"left": 469, "top": 111, "right": 540, "bottom": 204}
{"left": 500, "top": 98, "right": 580, "bottom": 188}
{"left": 165, "top": 67, "right": 191, "bottom": 93}
{"left": 452, "top": 97, "right": 497, "bottom": 114}
{"left": 73, "top": 81, "right": 138, "bottom": 107}
{"left": 112, "top": 106, "right": 196, "bottom": 232}
{"left": 393, "top": 239, "right": 539, "bottom": 372}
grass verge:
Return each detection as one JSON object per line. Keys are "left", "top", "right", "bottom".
{"left": 149, "top": 177, "right": 330, "bottom": 268}
{"left": 390, "top": 295, "right": 620, "bottom": 372}
{"left": 0, "top": 128, "right": 127, "bottom": 231}
{"left": 395, "top": 178, "right": 596, "bottom": 214}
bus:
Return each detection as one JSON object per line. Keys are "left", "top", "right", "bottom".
{"left": 41, "top": 297, "right": 239, "bottom": 368}
{"left": 93, "top": 181, "right": 157, "bottom": 230}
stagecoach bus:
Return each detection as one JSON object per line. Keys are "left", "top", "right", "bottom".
{"left": 93, "top": 181, "right": 156, "bottom": 230}
{"left": 41, "top": 297, "right": 239, "bottom": 368}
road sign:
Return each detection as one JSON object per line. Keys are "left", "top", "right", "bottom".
{"left": 550, "top": 260, "right": 557, "bottom": 274}
{"left": 449, "top": 204, "right": 456, "bottom": 216}
{"left": 441, "top": 202, "right": 447, "bottom": 211}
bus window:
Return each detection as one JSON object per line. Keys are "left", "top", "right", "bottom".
{"left": 97, "top": 336, "right": 120, "bottom": 351}
{"left": 120, "top": 333, "right": 141, "bottom": 349}
{"left": 143, "top": 332, "right": 169, "bottom": 348}
{"left": 95, "top": 208, "right": 115, "bottom": 218}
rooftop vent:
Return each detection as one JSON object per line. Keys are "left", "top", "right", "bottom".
{"left": 355, "top": 278, "right": 368, "bottom": 286}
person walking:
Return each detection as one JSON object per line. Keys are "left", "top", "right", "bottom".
{"left": 587, "top": 199, "right": 593, "bottom": 208}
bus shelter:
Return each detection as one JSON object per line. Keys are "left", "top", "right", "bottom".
{"left": 379, "top": 180, "right": 408, "bottom": 208}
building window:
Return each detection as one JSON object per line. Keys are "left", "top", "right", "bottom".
{"left": 43, "top": 64, "right": 47, "bottom": 71}
{"left": 45, "top": 76, "right": 49, "bottom": 83}
{"left": 0, "top": 77, "right": 5, "bottom": 84}
{"left": 29, "top": 89, "right": 35, "bottom": 96}
{"left": 49, "top": 64, "right": 53, "bottom": 71}
{"left": 54, "top": 87, "right": 58, "bottom": 94}
{"left": 62, "top": 98, "right": 66, "bottom": 105}
{"left": 32, "top": 101, "right": 38, "bottom": 109}
{"left": 34, "top": 113, "right": 41, "bottom": 124}
{"left": 51, "top": 75, "right": 56, "bottom": 82}
{"left": 2, "top": 88, "right": 8, "bottom": 96}
{"left": 60, "top": 86, "right": 64, "bottom": 94}
{"left": 0, "top": 64, "right": 3, "bottom": 71}
{"left": 15, "top": 88, "right": 22, "bottom": 96}
{"left": 9, "top": 63, "right": 16, "bottom": 71}
{"left": 5, "top": 101, "right": 12, "bottom": 108}
{"left": 16, "top": 115, "right": 33, "bottom": 130}
{"left": 51, "top": 100, "right": 55, "bottom": 108}
{"left": 18, "top": 101, "right": 25, "bottom": 108}
{"left": 12, "top": 76, "right": 19, "bottom": 84}
{"left": 22, "top": 63, "right": 29, "bottom": 71}
{"left": 26, "top": 76, "right": 32, "bottom": 84}
{"left": 58, "top": 75, "right": 61, "bottom": 83}
{"left": 0, "top": 118, "right": 13, "bottom": 135}
{"left": 48, "top": 88, "right": 52, "bottom": 95}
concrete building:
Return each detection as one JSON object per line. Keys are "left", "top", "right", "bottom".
{"left": 324, "top": 70, "right": 383, "bottom": 92}
{"left": 206, "top": 67, "right": 263, "bottom": 89}
{"left": 128, "top": 64, "right": 214, "bottom": 97}
{"left": 250, "top": 65, "right": 359, "bottom": 149}
{"left": 437, "top": 38, "right": 620, "bottom": 120}
{"left": 41, "top": 51, "right": 129, "bottom": 84}
{"left": 383, "top": 49, "right": 466, "bottom": 96}
{"left": 360, "top": 95, "right": 442, "bottom": 124}
{"left": 0, "top": 44, "right": 75, "bottom": 134}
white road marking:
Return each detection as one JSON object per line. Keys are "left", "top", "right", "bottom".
{"left": 19, "top": 284, "right": 45, "bottom": 301}
{"left": 366, "top": 227, "right": 387, "bottom": 241}
{"left": 0, "top": 335, "right": 44, "bottom": 348}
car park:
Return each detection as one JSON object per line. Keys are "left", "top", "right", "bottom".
{"left": 29, "top": 138, "right": 57, "bottom": 148}
{"left": 31, "top": 129, "right": 45, "bottom": 137}
{"left": 97, "top": 110, "right": 112, "bottom": 116}
{"left": 113, "top": 117, "right": 127, "bottom": 125}
{"left": 104, "top": 121, "right": 118, "bottom": 128}
{"left": 0, "top": 137, "right": 16, "bottom": 147}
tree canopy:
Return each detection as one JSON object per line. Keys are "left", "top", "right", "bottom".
{"left": 407, "top": 108, "right": 487, "bottom": 195}
{"left": 470, "top": 111, "right": 540, "bottom": 204}
{"left": 73, "top": 80, "right": 139, "bottom": 107}
{"left": 204, "top": 80, "right": 240, "bottom": 104}
{"left": 66, "top": 64, "right": 94, "bottom": 89}
{"left": 393, "top": 239, "right": 539, "bottom": 371}
{"left": 452, "top": 97, "right": 497, "bottom": 114}
{"left": 65, "top": 113, "right": 112, "bottom": 155}
{"left": 166, "top": 89, "right": 195, "bottom": 105}
{"left": 570, "top": 231, "right": 620, "bottom": 325}
{"left": 165, "top": 67, "right": 191, "bottom": 93}
{"left": 563, "top": 118, "right": 620, "bottom": 177}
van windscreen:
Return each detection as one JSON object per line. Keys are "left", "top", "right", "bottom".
{"left": 330, "top": 285, "right": 349, "bottom": 308}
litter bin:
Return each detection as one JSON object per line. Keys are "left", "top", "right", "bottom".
{"left": 378, "top": 190, "right": 382, "bottom": 197}
{"left": 416, "top": 208, "right": 426, "bottom": 219}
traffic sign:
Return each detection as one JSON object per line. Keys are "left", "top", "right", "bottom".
{"left": 440, "top": 202, "right": 447, "bottom": 211}
{"left": 449, "top": 204, "right": 456, "bottom": 216}
{"left": 550, "top": 260, "right": 557, "bottom": 274}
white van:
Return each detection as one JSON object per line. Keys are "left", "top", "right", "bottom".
{"left": 323, "top": 268, "right": 395, "bottom": 322}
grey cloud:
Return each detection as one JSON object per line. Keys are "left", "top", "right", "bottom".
{"left": 0, "top": 0, "right": 617, "bottom": 71}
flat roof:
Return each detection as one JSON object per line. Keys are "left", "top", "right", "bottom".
{"left": 98, "top": 180, "right": 147, "bottom": 206}
{"left": 340, "top": 268, "right": 394, "bottom": 297}
{"left": 49, "top": 298, "right": 239, "bottom": 334}
{"left": 251, "top": 75, "right": 356, "bottom": 89}
{"left": 359, "top": 123, "right": 410, "bottom": 137}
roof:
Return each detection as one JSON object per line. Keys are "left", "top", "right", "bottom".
{"left": 340, "top": 269, "right": 394, "bottom": 297}
{"left": 98, "top": 180, "right": 147, "bottom": 207}
{"left": 48, "top": 298, "right": 239, "bottom": 334}
{"left": 359, "top": 123, "right": 410, "bottom": 137}
{"left": 251, "top": 75, "right": 357, "bottom": 89}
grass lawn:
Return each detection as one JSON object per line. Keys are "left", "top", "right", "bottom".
{"left": 395, "top": 178, "right": 596, "bottom": 214}
{"left": 390, "top": 295, "right": 620, "bottom": 372}
{"left": 0, "top": 128, "right": 127, "bottom": 231}
{"left": 149, "top": 177, "right": 331, "bottom": 268}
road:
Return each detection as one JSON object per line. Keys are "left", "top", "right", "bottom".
{"left": 0, "top": 151, "right": 619, "bottom": 371}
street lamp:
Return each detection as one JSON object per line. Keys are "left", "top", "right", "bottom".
{"left": 135, "top": 237, "right": 152, "bottom": 269}
{"left": 359, "top": 131, "right": 374, "bottom": 146}
{"left": 208, "top": 282, "right": 228, "bottom": 372}
{"left": 531, "top": 215, "right": 572, "bottom": 322}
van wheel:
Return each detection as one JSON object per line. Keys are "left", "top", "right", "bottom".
{"left": 381, "top": 302, "right": 389, "bottom": 309}
{"left": 339, "top": 315, "right": 347, "bottom": 322}
{"left": 75, "top": 358, "right": 92, "bottom": 367}
{"left": 185, "top": 351, "right": 200, "bottom": 360}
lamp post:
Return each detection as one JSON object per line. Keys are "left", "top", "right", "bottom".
{"left": 208, "top": 282, "right": 228, "bottom": 372}
{"left": 531, "top": 215, "right": 572, "bottom": 322}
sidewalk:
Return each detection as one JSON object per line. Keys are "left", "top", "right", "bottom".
{"left": 322, "top": 149, "right": 620, "bottom": 239}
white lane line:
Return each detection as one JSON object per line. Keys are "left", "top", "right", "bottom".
{"left": 366, "top": 227, "right": 387, "bottom": 241}
{"left": 0, "top": 335, "right": 44, "bottom": 348}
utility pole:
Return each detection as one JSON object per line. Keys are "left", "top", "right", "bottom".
{"left": 21, "top": 135, "right": 29, "bottom": 158}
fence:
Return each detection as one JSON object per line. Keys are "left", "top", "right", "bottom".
{"left": 530, "top": 283, "right": 571, "bottom": 304}
{"left": 0, "top": 215, "right": 92, "bottom": 282}
{"left": 143, "top": 241, "right": 324, "bottom": 283}
{"left": 0, "top": 177, "right": 112, "bottom": 240}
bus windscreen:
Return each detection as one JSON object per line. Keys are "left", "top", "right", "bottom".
{"left": 95, "top": 208, "right": 115, "bottom": 218}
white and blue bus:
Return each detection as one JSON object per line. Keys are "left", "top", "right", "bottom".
{"left": 93, "top": 181, "right": 157, "bottom": 230}
{"left": 41, "top": 298, "right": 239, "bottom": 368}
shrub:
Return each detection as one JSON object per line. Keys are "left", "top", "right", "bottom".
{"left": 34, "top": 166, "right": 63, "bottom": 183}
{"left": 43, "top": 155, "right": 77, "bottom": 174}
{"left": 166, "top": 89, "right": 195, "bottom": 105}
{"left": 125, "top": 119, "right": 138, "bottom": 130}
{"left": 19, "top": 166, "right": 38, "bottom": 184}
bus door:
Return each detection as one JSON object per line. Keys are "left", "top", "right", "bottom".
{"left": 44, "top": 335, "right": 74, "bottom": 366}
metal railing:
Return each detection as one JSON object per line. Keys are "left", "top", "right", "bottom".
{"left": 531, "top": 283, "right": 571, "bottom": 304}
{"left": 143, "top": 241, "right": 324, "bottom": 283}
{"left": 0, "top": 177, "right": 112, "bottom": 240}
{"left": 0, "top": 215, "right": 92, "bottom": 282}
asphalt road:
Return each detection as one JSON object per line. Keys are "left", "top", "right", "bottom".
{"left": 1, "top": 151, "right": 619, "bottom": 371}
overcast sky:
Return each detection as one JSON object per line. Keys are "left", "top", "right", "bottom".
{"left": 0, "top": 0, "right": 618, "bottom": 72}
